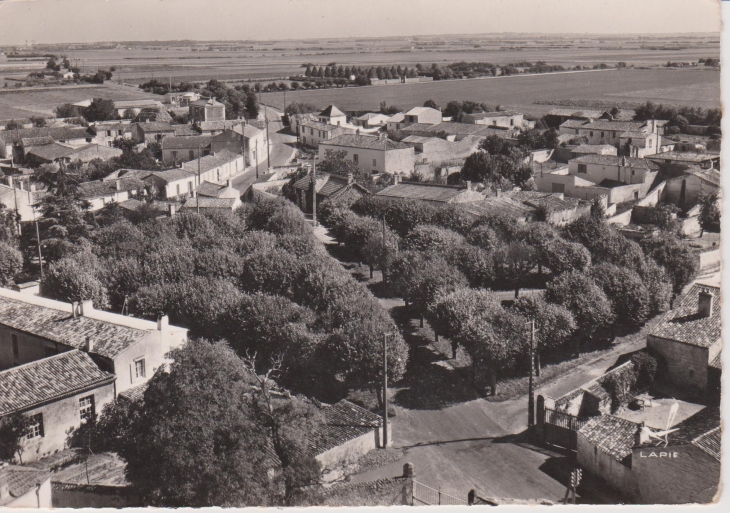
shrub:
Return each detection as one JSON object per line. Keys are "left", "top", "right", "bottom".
{"left": 631, "top": 352, "right": 658, "bottom": 390}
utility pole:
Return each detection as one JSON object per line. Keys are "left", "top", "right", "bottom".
{"left": 34, "top": 217, "right": 43, "bottom": 280}
{"left": 311, "top": 154, "right": 317, "bottom": 226}
{"left": 255, "top": 139, "right": 259, "bottom": 179}
{"left": 265, "top": 115, "right": 271, "bottom": 171}
{"left": 527, "top": 320, "right": 536, "bottom": 428}
{"left": 196, "top": 144, "right": 201, "bottom": 214}
{"left": 382, "top": 332, "right": 389, "bottom": 448}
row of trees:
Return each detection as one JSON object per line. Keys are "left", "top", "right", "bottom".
{"left": 633, "top": 101, "right": 721, "bottom": 131}
{"left": 317, "top": 194, "right": 696, "bottom": 391}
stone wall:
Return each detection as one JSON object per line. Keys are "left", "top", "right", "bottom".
{"left": 577, "top": 435, "right": 639, "bottom": 501}
{"left": 646, "top": 335, "right": 711, "bottom": 394}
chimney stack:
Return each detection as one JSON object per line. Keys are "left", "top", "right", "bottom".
{"left": 168, "top": 203, "right": 176, "bottom": 217}
{"left": 466, "top": 180, "right": 472, "bottom": 191}
{"left": 157, "top": 315, "right": 169, "bottom": 332}
{"left": 227, "top": 179, "right": 233, "bottom": 188}
{"left": 72, "top": 301, "right": 79, "bottom": 318}
{"left": 85, "top": 336, "right": 94, "bottom": 353}
{"left": 80, "top": 300, "right": 94, "bottom": 316}
{"left": 7, "top": 176, "right": 12, "bottom": 188}
{"left": 635, "top": 422, "right": 650, "bottom": 446}
{"left": 30, "top": 184, "right": 36, "bottom": 192}
{"left": 116, "top": 179, "right": 122, "bottom": 191}
{"left": 347, "top": 172, "right": 354, "bottom": 184}
{"left": 0, "top": 462, "right": 9, "bottom": 501}
{"left": 698, "top": 289, "right": 714, "bottom": 318}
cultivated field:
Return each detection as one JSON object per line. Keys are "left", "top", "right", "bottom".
{"left": 259, "top": 68, "right": 720, "bottom": 115}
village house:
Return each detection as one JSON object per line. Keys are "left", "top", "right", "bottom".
{"left": 461, "top": 111, "right": 525, "bottom": 128}
{"left": 179, "top": 195, "right": 241, "bottom": 212}
{"left": 25, "top": 143, "right": 122, "bottom": 167}
{"left": 189, "top": 97, "right": 226, "bottom": 123}
{"left": 576, "top": 406, "right": 720, "bottom": 504}
{"left": 77, "top": 177, "right": 146, "bottom": 211}
{"left": 0, "top": 462, "right": 52, "bottom": 508}
{"left": 161, "top": 135, "right": 212, "bottom": 163}
{"left": 92, "top": 122, "right": 133, "bottom": 147}
{"left": 646, "top": 151, "right": 720, "bottom": 170}
{"left": 401, "top": 122, "right": 494, "bottom": 141}
{"left": 0, "top": 127, "right": 92, "bottom": 161}
{"left": 292, "top": 171, "right": 369, "bottom": 213}
{"left": 0, "top": 177, "right": 45, "bottom": 222}
{"left": 545, "top": 108, "right": 612, "bottom": 126}
{"left": 164, "top": 91, "right": 200, "bottom": 107}
{"left": 571, "top": 144, "right": 618, "bottom": 158}
{"left": 318, "top": 134, "right": 414, "bottom": 175}
{"left": 317, "top": 105, "right": 347, "bottom": 126}
{"left": 131, "top": 122, "right": 175, "bottom": 144}
{"left": 180, "top": 150, "right": 244, "bottom": 185}
{"left": 196, "top": 179, "right": 240, "bottom": 200}
{"left": 0, "top": 350, "right": 116, "bottom": 462}
{"left": 353, "top": 113, "right": 389, "bottom": 129}
{"left": 385, "top": 112, "right": 406, "bottom": 132}
{"left": 299, "top": 120, "right": 352, "bottom": 148}
{"left": 402, "top": 135, "right": 481, "bottom": 171}
{"left": 375, "top": 177, "right": 484, "bottom": 206}
{"left": 210, "top": 125, "right": 266, "bottom": 167}
{"left": 113, "top": 99, "right": 166, "bottom": 118}
{"left": 535, "top": 156, "right": 658, "bottom": 204}
{"left": 403, "top": 106, "right": 442, "bottom": 125}
{"left": 289, "top": 112, "right": 318, "bottom": 135}
{"left": 663, "top": 167, "right": 720, "bottom": 207}
{"left": 196, "top": 119, "right": 244, "bottom": 136}
{"left": 0, "top": 287, "right": 188, "bottom": 396}
{"left": 646, "top": 284, "right": 721, "bottom": 397}
{"left": 558, "top": 119, "right": 664, "bottom": 157}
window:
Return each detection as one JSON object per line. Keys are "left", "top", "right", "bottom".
{"left": 135, "top": 359, "right": 146, "bottom": 379}
{"left": 589, "top": 131, "right": 593, "bottom": 137}
{"left": 510, "top": 119, "right": 514, "bottom": 126}
{"left": 600, "top": 131, "right": 605, "bottom": 138}
{"left": 578, "top": 164, "right": 587, "bottom": 174}
{"left": 633, "top": 191, "right": 639, "bottom": 200}
{"left": 372, "top": 159, "right": 377, "bottom": 167}
{"left": 27, "top": 414, "right": 43, "bottom": 439}
{"left": 11, "top": 334, "right": 18, "bottom": 357}
{"left": 106, "top": 130, "right": 112, "bottom": 136}
{"left": 79, "top": 395, "right": 95, "bottom": 421}
{"left": 353, "top": 154, "right": 359, "bottom": 164}
{"left": 189, "top": 150, "right": 194, "bottom": 160}
{"left": 172, "top": 151, "right": 177, "bottom": 160}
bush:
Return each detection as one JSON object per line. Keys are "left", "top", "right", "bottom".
{"left": 0, "top": 242, "right": 22, "bottom": 286}
{"left": 631, "top": 352, "right": 658, "bottom": 390}
{"left": 42, "top": 251, "right": 110, "bottom": 309}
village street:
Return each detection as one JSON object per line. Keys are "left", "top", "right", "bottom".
{"left": 312, "top": 226, "right": 647, "bottom": 503}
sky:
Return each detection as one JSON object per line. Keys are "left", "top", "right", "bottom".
{"left": 0, "top": 0, "right": 722, "bottom": 46}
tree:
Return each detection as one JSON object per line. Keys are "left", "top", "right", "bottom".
{"left": 640, "top": 237, "right": 699, "bottom": 294}
{"left": 540, "top": 238, "right": 591, "bottom": 276}
{"left": 113, "top": 339, "right": 317, "bottom": 507}
{"left": 443, "top": 101, "right": 463, "bottom": 121}
{"left": 41, "top": 251, "right": 110, "bottom": 309}
{"left": 361, "top": 226, "right": 399, "bottom": 280}
{"left": 29, "top": 116, "right": 46, "bottom": 128}
{"left": 317, "top": 149, "right": 370, "bottom": 183}
{"left": 493, "top": 242, "right": 538, "bottom": 298}
{"left": 83, "top": 98, "right": 117, "bottom": 122}
{"left": 544, "top": 271, "right": 615, "bottom": 345}
{"left": 0, "top": 413, "right": 31, "bottom": 463}
{"left": 423, "top": 99, "right": 439, "bottom": 110}
{"left": 0, "top": 242, "right": 22, "bottom": 286}
{"left": 698, "top": 191, "right": 720, "bottom": 235}
{"left": 4, "top": 119, "right": 22, "bottom": 130}
{"left": 245, "top": 91, "right": 259, "bottom": 119}
{"left": 590, "top": 263, "right": 651, "bottom": 332}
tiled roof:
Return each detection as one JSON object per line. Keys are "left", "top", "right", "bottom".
{"left": 67, "top": 144, "right": 123, "bottom": 163}
{"left": 692, "top": 426, "right": 721, "bottom": 461}
{"left": 292, "top": 172, "right": 352, "bottom": 197}
{"left": 21, "top": 136, "right": 55, "bottom": 147}
{"left": 573, "top": 144, "right": 617, "bottom": 153}
{"left": 376, "top": 182, "right": 469, "bottom": 203}
{"left": 118, "top": 382, "right": 149, "bottom": 403}
{"left": 301, "top": 120, "right": 345, "bottom": 133}
{"left": 648, "top": 151, "right": 720, "bottom": 163}
{"left": 308, "top": 400, "right": 382, "bottom": 457}
{"left": 161, "top": 135, "right": 212, "bottom": 150}
{"left": 582, "top": 120, "right": 647, "bottom": 132}
{"left": 426, "top": 122, "right": 490, "bottom": 136}
{"left": 650, "top": 284, "right": 720, "bottom": 348}
{"left": 404, "top": 106, "right": 440, "bottom": 117}
{"left": 26, "top": 143, "right": 77, "bottom": 161}
{"left": 322, "top": 134, "right": 411, "bottom": 151}
{"left": 0, "top": 294, "right": 152, "bottom": 359}
{"left": 461, "top": 196, "right": 534, "bottom": 219}
{"left": 118, "top": 198, "right": 172, "bottom": 213}
{"left": 0, "top": 127, "right": 90, "bottom": 144}
{"left": 386, "top": 113, "right": 405, "bottom": 123}
{"left": 0, "top": 350, "right": 115, "bottom": 416}
{"left": 468, "top": 111, "right": 520, "bottom": 119}
{"left": 578, "top": 414, "right": 639, "bottom": 463}
{"left": 509, "top": 190, "right": 581, "bottom": 212}
{"left": 560, "top": 119, "right": 590, "bottom": 129}
{"left": 1, "top": 465, "right": 51, "bottom": 506}
{"left": 196, "top": 180, "right": 229, "bottom": 197}
{"left": 190, "top": 97, "right": 225, "bottom": 107}
{"left": 148, "top": 168, "right": 197, "bottom": 183}
{"left": 173, "top": 125, "right": 200, "bottom": 137}
{"left": 78, "top": 177, "right": 145, "bottom": 199}
{"left": 571, "top": 154, "right": 659, "bottom": 170}
{"left": 550, "top": 108, "right": 609, "bottom": 118}
{"left": 181, "top": 150, "right": 240, "bottom": 174}
{"left": 180, "top": 197, "right": 237, "bottom": 210}
{"left": 691, "top": 168, "right": 721, "bottom": 187}
{"left": 319, "top": 105, "right": 346, "bottom": 118}
{"left": 93, "top": 122, "right": 131, "bottom": 132}
{"left": 197, "top": 120, "right": 244, "bottom": 132}
{"left": 135, "top": 122, "right": 174, "bottom": 133}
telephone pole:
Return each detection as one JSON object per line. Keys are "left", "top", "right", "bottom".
{"left": 527, "top": 320, "right": 536, "bottom": 428}
{"left": 255, "top": 139, "right": 259, "bottom": 179}
{"left": 196, "top": 144, "right": 201, "bottom": 214}
{"left": 265, "top": 114, "right": 271, "bottom": 171}
{"left": 311, "top": 155, "right": 317, "bottom": 226}
{"left": 382, "top": 332, "right": 389, "bottom": 448}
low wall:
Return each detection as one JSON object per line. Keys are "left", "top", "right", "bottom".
{"left": 51, "top": 483, "right": 141, "bottom": 508}
{"left": 699, "top": 249, "right": 721, "bottom": 270}
{"left": 636, "top": 181, "right": 666, "bottom": 207}
{"left": 607, "top": 208, "right": 632, "bottom": 226}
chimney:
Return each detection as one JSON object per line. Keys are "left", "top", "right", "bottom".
{"left": 72, "top": 301, "right": 79, "bottom": 318}
{"left": 698, "top": 289, "right": 714, "bottom": 318}
{"left": 466, "top": 180, "right": 472, "bottom": 191}
{"left": 347, "top": 172, "right": 354, "bottom": 184}
{"left": 30, "top": 184, "right": 36, "bottom": 192}
{"left": 393, "top": 175, "right": 400, "bottom": 185}
{"left": 6, "top": 176, "right": 12, "bottom": 188}
{"left": 157, "top": 315, "right": 169, "bottom": 332}
{"left": 85, "top": 336, "right": 94, "bottom": 353}
{"left": 116, "top": 179, "right": 122, "bottom": 191}
{"left": 226, "top": 179, "right": 232, "bottom": 188}
{"left": 0, "top": 462, "right": 9, "bottom": 501}
{"left": 635, "top": 422, "right": 650, "bottom": 446}
{"left": 80, "top": 300, "right": 94, "bottom": 316}
{"left": 168, "top": 203, "right": 176, "bottom": 217}
{"left": 495, "top": 188, "right": 502, "bottom": 198}
{"left": 19, "top": 181, "right": 24, "bottom": 191}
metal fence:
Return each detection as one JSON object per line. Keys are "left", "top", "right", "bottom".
{"left": 544, "top": 407, "right": 588, "bottom": 431}
{"left": 412, "top": 480, "right": 468, "bottom": 506}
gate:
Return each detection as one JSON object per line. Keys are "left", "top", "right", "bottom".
{"left": 543, "top": 407, "right": 588, "bottom": 451}
{"left": 412, "top": 480, "right": 468, "bottom": 506}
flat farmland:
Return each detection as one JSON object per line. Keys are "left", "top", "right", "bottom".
{"left": 260, "top": 68, "right": 720, "bottom": 114}
{"left": 0, "top": 83, "right": 158, "bottom": 119}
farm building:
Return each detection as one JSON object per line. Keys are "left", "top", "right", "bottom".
{"left": 131, "top": 122, "right": 175, "bottom": 144}
{"left": 318, "top": 105, "right": 347, "bottom": 126}
{"left": 663, "top": 167, "right": 720, "bottom": 207}
{"left": 403, "top": 106, "right": 442, "bottom": 125}
{"left": 461, "top": 111, "right": 525, "bottom": 128}
{"left": 299, "top": 121, "right": 353, "bottom": 148}
{"left": 77, "top": 177, "right": 146, "bottom": 211}
{"left": 189, "top": 97, "right": 226, "bottom": 122}
{"left": 647, "top": 151, "right": 720, "bottom": 170}
{"left": 375, "top": 177, "right": 483, "bottom": 206}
